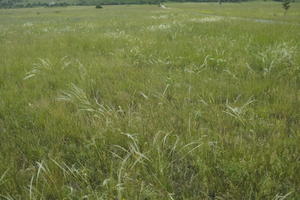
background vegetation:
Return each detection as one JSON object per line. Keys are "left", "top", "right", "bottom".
{"left": 0, "top": 0, "right": 293, "bottom": 9}
{"left": 0, "top": 2, "right": 300, "bottom": 199}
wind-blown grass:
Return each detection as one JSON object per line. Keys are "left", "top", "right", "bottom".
{"left": 0, "top": 2, "right": 299, "bottom": 199}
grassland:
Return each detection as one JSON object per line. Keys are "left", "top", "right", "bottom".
{"left": 0, "top": 2, "right": 300, "bottom": 199}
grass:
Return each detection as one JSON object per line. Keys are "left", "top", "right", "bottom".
{"left": 172, "top": 2, "right": 300, "bottom": 23}
{"left": 0, "top": 2, "right": 300, "bottom": 199}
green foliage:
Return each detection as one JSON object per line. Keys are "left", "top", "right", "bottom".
{"left": 0, "top": 0, "right": 253, "bottom": 9}
{"left": 0, "top": 2, "right": 300, "bottom": 199}
{"left": 282, "top": 0, "right": 291, "bottom": 15}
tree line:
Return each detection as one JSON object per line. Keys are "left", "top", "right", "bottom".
{"left": 0, "top": 0, "right": 292, "bottom": 8}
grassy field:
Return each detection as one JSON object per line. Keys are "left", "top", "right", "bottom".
{"left": 0, "top": 2, "right": 300, "bottom": 199}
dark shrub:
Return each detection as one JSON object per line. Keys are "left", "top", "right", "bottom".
{"left": 95, "top": 4, "right": 103, "bottom": 8}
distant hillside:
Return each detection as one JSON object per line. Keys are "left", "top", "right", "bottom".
{"left": 0, "top": 0, "right": 293, "bottom": 8}
{"left": 3, "top": 0, "right": 162, "bottom": 8}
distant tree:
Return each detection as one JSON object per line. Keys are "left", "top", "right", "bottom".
{"left": 282, "top": 0, "right": 291, "bottom": 15}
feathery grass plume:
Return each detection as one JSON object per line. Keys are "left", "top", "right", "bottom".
{"left": 23, "top": 22, "right": 34, "bottom": 27}
{"left": 150, "top": 132, "right": 203, "bottom": 198}
{"left": 18, "top": 160, "right": 94, "bottom": 199}
{"left": 112, "top": 133, "right": 150, "bottom": 200}
{"left": 151, "top": 15, "right": 169, "bottom": 20}
{"left": 147, "top": 24, "right": 172, "bottom": 31}
{"left": 189, "top": 17, "right": 223, "bottom": 23}
{"left": 189, "top": 55, "right": 227, "bottom": 73}
{"left": 57, "top": 83, "right": 94, "bottom": 111}
{"left": 0, "top": 169, "right": 8, "bottom": 187}
{"left": 255, "top": 42, "right": 296, "bottom": 76}
{"left": 24, "top": 58, "right": 52, "bottom": 80}
{"left": 57, "top": 83, "right": 119, "bottom": 120}
{"left": 0, "top": 194, "right": 15, "bottom": 200}
{"left": 23, "top": 57, "right": 86, "bottom": 81}
{"left": 51, "top": 159, "right": 89, "bottom": 185}
{"left": 110, "top": 131, "right": 202, "bottom": 199}
{"left": 273, "top": 191, "right": 293, "bottom": 200}
{"left": 224, "top": 97, "right": 255, "bottom": 126}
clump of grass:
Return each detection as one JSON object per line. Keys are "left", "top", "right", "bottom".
{"left": 252, "top": 42, "right": 297, "bottom": 76}
{"left": 57, "top": 83, "right": 120, "bottom": 120}
{"left": 224, "top": 97, "right": 255, "bottom": 126}
{"left": 23, "top": 58, "right": 53, "bottom": 80}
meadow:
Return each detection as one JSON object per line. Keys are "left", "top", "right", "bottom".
{"left": 0, "top": 2, "right": 300, "bottom": 199}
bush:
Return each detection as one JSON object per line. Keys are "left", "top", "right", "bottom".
{"left": 95, "top": 4, "right": 103, "bottom": 8}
